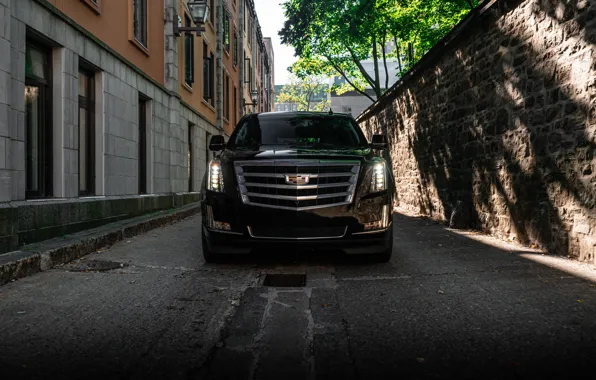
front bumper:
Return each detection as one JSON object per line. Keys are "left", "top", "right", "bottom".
{"left": 203, "top": 224, "right": 392, "bottom": 255}
{"left": 201, "top": 189, "right": 392, "bottom": 255}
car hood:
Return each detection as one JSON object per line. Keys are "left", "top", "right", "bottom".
{"left": 220, "top": 146, "right": 373, "bottom": 162}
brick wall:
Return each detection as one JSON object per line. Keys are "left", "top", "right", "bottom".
{"left": 358, "top": 0, "right": 596, "bottom": 261}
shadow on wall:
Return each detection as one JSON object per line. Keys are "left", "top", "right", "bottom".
{"left": 360, "top": 0, "right": 596, "bottom": 261}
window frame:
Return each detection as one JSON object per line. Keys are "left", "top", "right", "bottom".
{"left": 188, "top": 123, "right": 194, "bottom": 192}
{"left": 78, "top": 66, "right": 96, "bottom": 196}
{"left": 209, "top": 0, "right": 215, "bottom": 27}
{"left": 224, "top": 10, "right": 231, "bottom": 53}
{"left": 223, "top": 73, "right": 230, "bottom": 122}
{"left": 203, "top": 42, "right": 215, "bottom": 107}
{"left": 233, "top": 28, "right": 238, "bottom": 67}
{"left": 183, "top": 14, "right": 194, "bottom": 88}
{"left": 80, "top": 0, "right": 101, "bottom": 14}
{"left": 130, "top": 0, "right": 149, "bottom": 54}
{"left": 138, "top": 96, "right": 148, "bottom": 194}
{"left": 24, "top": 41, "right": 53, "bottom": 200}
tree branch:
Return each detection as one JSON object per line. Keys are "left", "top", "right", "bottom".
{"left": 382, "top": 30, "right": 389, "bottom": 91}
{"left": 371, "top": 36, "right": 381, "bottom": 97}
{"left": 394, "top": 36, "right": 403, "bottom": 73}
{"left": 326, "top": 56, "right": 376, "bottom": 102}
{"left": 345, "top": 44, "right": 377, "bottom": 91}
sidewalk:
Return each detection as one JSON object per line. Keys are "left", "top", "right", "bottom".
{"left": 0, "top": 202, "right": 201, "bottom": 286}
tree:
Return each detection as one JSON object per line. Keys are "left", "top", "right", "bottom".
{"left": 277, "top": 74, "right": 331, "bottom": 112}
{"left": 279, "top": 0, "right": 479, "bottom": 99}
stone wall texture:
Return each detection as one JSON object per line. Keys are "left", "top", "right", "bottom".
{"left": 358, "top": 0, "right": 596, "bottom": 261}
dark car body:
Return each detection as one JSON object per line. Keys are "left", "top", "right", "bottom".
{"left": 200, "top": 112, "right": 395, "bottom": 262}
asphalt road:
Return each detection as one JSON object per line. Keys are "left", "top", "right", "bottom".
{"left": 2, "top": 213, "right": 596, "bottom": 379}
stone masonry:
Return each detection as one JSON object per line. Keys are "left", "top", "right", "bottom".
{"left": 358, "top": 0, "right": 596, "bottom": 262}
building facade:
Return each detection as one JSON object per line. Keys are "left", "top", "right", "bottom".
{"left": 240, "top": 0, "right": 273, "bottom": 115}
{"left": 0, "top": 0, "right": 273, "bottom": 254}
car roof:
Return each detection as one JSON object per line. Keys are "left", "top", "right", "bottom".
{"left": 254, "top": 111, "right": 354, "bottom": 118}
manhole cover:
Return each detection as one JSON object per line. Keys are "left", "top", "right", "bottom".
{"left": 64, "top": 260, "right": 127, "bottom": 272}
{"left": 263, "top": 274, "right": 306, "bottom": 287}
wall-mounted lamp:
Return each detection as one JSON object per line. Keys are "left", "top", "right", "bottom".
{"left": 174, "top": 0, "right": 209, "bottom": 37}
{"left": 244, "top": 89, "right": 259, "bottom": 113}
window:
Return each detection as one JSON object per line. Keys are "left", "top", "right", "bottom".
{"left": 188, "top": 123, "right": 194, "bottom": 192}
{"left": 244, "top": 56, "right": 251, "bottom": 84}
{"left": 184, "top": 15, "right": 194, "bottom": 87}
{"left": 133, "top": 0, "right": 147, "bottom": 47}
{"left": 78, "top": 68, "right": 95, "bottom": 195}
{"left": 203, "top": 43, "right": 214, "bottom": 106}
{"left": 224, "top": 74, "right": 230, "bottom": 121}
{"left": 224, "top": 12, "right": 231, "bottom": 53}
{"left": 233, "top": 29, "right": 238, "bottom": 67}
{"left": 209, "top": 0, "right": 215, "bottom": 26}
{"left": 248, "top": 13, "right": 252, "bottom": 46}
{"left": 233, "top": 86, "right": 237, "bottom": 126}
{"left": 138, "top": 96, "right": 147, "bottom": 194}
{"left": 25, "top": 43, "right": 52, "bottom": 199}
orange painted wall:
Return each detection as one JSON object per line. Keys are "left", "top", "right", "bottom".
{"left": 222, "top": 0, "right": 240, "bottom": 136}
{"left": 178, "top": 1, "right": 217, "bottom": 127}
{"left": 49, "top": 0, "right": 165, "bottom": 86}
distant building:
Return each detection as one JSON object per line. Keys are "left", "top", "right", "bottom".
{"left": 264, "top": 38, "right": 275, "bottom": 112}
{"left": 241, "top": 0, "right": 274, "bottom": 115}
{"left": 330, "top": 43, "right": 401, "bottom": 118}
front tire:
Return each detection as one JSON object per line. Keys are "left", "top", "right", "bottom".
{"left": 369, "top": 224, "right": 394, "bottom": 263}
{"left": 201, "top": 228, "right": 221, "bottom": 263}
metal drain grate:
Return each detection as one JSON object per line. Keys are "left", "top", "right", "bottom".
{"left": 263, "top": 274, "right": 307, "bottom": 287}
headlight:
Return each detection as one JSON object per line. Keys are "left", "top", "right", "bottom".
{"left": 371, "top": 162, "right": 386, "bottom": 192}
{"left": 207, "top": 160, "right": 224, "bottom": 192}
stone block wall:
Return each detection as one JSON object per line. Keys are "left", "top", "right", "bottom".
{"left": 358, "top": 0, "right": 596, "bottom": 261}
{"left": 0, "top": 0, "right": 221, "bottom": 253}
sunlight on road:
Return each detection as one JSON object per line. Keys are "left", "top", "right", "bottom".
{"left": 449, "top": 228, "right": 596, "bottom": 283}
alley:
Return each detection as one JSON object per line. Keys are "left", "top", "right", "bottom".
{"left": 2, "top": 213, "right": 596, "bottom": 379}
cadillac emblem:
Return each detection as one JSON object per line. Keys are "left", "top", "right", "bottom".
{"left": 285, "top": 175, "right": 310, "bottom": 185}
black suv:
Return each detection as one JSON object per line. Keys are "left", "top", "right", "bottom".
{"left": 200, "top": 112, "right": 395, "bottom": 262}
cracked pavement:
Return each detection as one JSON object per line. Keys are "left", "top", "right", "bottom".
{"left": 2, "top": 213, "right": 596, "bottom": 379}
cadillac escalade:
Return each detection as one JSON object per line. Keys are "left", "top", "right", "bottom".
{"left": 200, "top": 111, "right": 395, "bottom": 262}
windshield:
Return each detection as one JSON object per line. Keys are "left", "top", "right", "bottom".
{"left": 227, "top": 113, "right": 370, "bottom": 150}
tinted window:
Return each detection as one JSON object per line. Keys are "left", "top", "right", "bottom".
{"left": 228, "top": 114, "right": 369, "bottom": 150}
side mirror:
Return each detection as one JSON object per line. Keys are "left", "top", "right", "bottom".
{"left": 209, "top": 135, "right": 225, "bottom": 151}
{"left": 371, "top": 134, "right": 387, "bottom": 150}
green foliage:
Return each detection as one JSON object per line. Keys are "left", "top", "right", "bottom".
{"left": 280, "top": 0, "right": 479, "bottom": 98}
{"left": 277, "top": 74, "right": 331, "bottom": 112}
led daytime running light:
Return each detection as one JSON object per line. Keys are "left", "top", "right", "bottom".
{"left": 372, "top": 162, "right": 386, "bottom": 192}
{"left": 208, "top": 160, "right": 224, "bottom": 192}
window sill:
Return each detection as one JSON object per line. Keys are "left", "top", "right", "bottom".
{"left": 183, "top": 83, "right": 194, "bottom": 93}
{"left": 26, "top": 197, "right": 67, "bottom": 202}
{"left": 207, "top": 20, "right": 216, "bottom": 34}
{"left": 80, "top": 0, "right": 101, "bottom": 14}
{"left": 233, "top": 64, "right": 238, "bottom": 72}
{"left": 224, "top": 49, "right": 230, "bottom": 58}
{"left": 130, "top": 38, "right": 150, "bottom": 56}
{"left": 223, "top": 117, "right": 230, "bottom": 125}
{"left": 202, "top": 99, "right": 216, "bottom": 111}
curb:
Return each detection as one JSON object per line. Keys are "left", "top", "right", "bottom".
{"left": 0, "top": 202, "right": 201, "bottom": 286}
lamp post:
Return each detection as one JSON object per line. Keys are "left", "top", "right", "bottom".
{"left": 174, "top": 0, "right": 209, "bottom": 36}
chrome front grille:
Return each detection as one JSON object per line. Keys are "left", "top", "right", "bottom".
{"left": 234, "top": 160, "right": 361, "bottom": 211}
